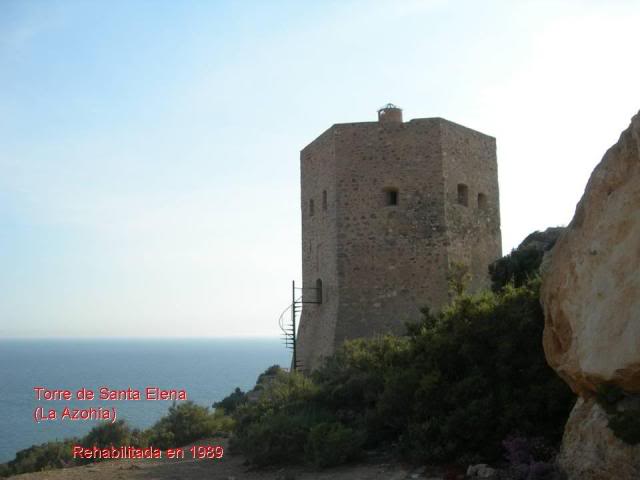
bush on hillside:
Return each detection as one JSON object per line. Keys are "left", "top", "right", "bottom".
{"left": 147, "top": 401, "right": 234, "bottom": 449}
{"left": 256, "top": 364, "right": 284, "bottom": 384}
{"left": 489, "top": 227, "right": 564, "bottom": 291}
{"left": 230, "top": 369, "right": 331, "bottom": 465}
{"left": 305, "top": 422, "right": 363, "bottom": 468}
{"left": 1, "top": 403, "right": 234, "bottom": 477}
{"left": 401, "top": 280, "right": 574, "bottom": 462}
{"left": 312, "top": 335, "right": 412, "bottom": 445}
{"left": 81, "top": 420, "right": 144, "bottom": 449}
{"left": 4, "top": 440, "right": 76, "bottom": 475}
{"left": 230, "top": 279, "right": 574, "bottom": 467}
{"left": 2, "top": 421, "right": 140, "bottom": 476}
{"left": 214, "top": 387, "right": 248, "bottom": 414}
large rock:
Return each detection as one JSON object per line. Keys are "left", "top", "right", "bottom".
{"left": 541, "top": 111, "right": 640, "bottom": 396}
{"left": 558, "top": 398, "right": 640, "bottom": 479}
{"left": 542, "top": 111, "right": 640, "bottom": 479}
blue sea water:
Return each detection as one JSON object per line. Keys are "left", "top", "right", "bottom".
{"left": 0, "top": 338, "right": 290, "bottom": 463}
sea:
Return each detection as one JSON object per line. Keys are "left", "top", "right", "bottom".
{"left": 0, "top": 338, "right": 291, "bottom": 463}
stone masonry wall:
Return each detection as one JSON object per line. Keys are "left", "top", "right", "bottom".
{"left": 296, "top": 126, "right": 339, "bottom": 371}
{"left": 440, "top": 119, "right": 502, "bottom": 292}
{"left": 333, "top": 120, "right": 449, "bottom": 346}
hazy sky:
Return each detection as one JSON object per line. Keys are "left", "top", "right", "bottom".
{"left": 1, "top": 0, "right": 639, "bottom": 338}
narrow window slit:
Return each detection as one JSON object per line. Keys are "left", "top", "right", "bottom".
{"left": 457, "top": 184, "right": 469, "bottom": 206}
{"left": 477, "top": 193, "right": 487, "bottom": 210}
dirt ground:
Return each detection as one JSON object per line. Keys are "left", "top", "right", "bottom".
{"left": 9, "top": 438, "right": 452, "bottom": 480}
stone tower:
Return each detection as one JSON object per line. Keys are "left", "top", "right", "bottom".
{"left": 296, "top": 105, "right": 502, "bottom": 371}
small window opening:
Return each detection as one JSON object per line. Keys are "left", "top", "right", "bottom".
{"left": 316, "top": 278, "right": 323, "bottom": 304}
{"left": 322, "top": 190, "right": 327, "bottom": 211}
{"left": 457, "top": 184, "right": 469, "bottom": 206}
{"left": 309, "top": 198, "right": 315, "bottom": 216}
{"left": 477, "top": 193, "right": 487, "bottom": 210}
{"left": 385, "top": 188, "right": 399, "bottom": 206}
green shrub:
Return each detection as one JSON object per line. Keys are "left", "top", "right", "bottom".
{"left": 401, "top": 280, "right": 574, "bottom": 462}
{"left": 147, "top": 401, "right": 233, "bottom": 449}
{"left": 81, "top": 420, "right": 143, "bottom": 449}
{"left": 305, "top": 422, "right": 362, "bottom": 468}
{"left": 256, "top": 365, "right": 284, "bottom": 384}
{"left": 489, "top": 246, "right": 544, "bottom": 291}
{"left": 2, "top": 403, "right": 233, "bottom": 476}
{"left": 6, "top": 440, "right": 76, "bottom": 475}
{"left": 2, "top": 422, "right": 140, "bottom": 475}
{"left": 214, "top": 387, "right": 248, "bottom": 414}
{"left": 238, "top": 409, "right": 328, "bottom": 466}
{"left": 231, "top": 370, "right": 327, "bottom": 465}
{"left": 313, "top": 335, "right": 412, "bottom": 445}
{"left": 489, "top": 227, "right": 564, "bottom": 292}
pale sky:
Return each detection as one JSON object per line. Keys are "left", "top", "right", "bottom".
{"left": 1, "top": 0, "right": 639, "bottom": 337}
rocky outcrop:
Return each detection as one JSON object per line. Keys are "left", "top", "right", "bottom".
{"left": 541, "top": 111, "right": 640, "bottom": 396}
{"left": 541, "top": 111, "right": 640, "bottom": 479}
{"left": 557, "top": 398, "right": 640, "bottom": 479}
{"left": 518, "top": 227, "right": 565, "bottom": 252}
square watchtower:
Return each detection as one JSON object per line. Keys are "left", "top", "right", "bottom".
{"left": 295, "top": 105, "right": 502, "bottom": 371}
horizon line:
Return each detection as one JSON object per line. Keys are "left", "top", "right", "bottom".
{"left": 0, "top": 335, "right": 282, "bottom": 340}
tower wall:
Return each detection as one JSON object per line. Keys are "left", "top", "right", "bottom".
{"left": 332, "top": 120, "right": 449, "bottom": 346}
{"left": 439, "top": 120, "right": 502, "bottom": 292}
{"left": 296, "top": 111, "right": 502, "bottom": 371}
{"left": 296, "top": 127, "right": 339, "bottom": 369}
